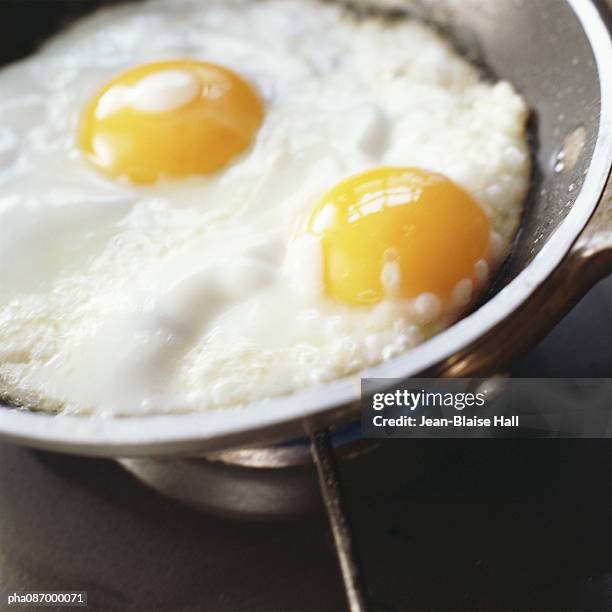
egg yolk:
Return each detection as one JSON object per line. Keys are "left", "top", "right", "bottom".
{"left": 78, "top": 60, "right": 264, "bottom": 184}
{"left": 306, "top": 167, "right": 492, "bottom": 306}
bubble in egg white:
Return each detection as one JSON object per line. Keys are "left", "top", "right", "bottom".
{"left": 380, "top": 260, "right": 402, "bottom": 296}
{"left": 453, "top": 278, "right": 474, "bottom": 308}
{"left": 412, "top": 293, "right": 442, "bottom": 324}
{"left": 474, "top": 258, "right": 489, "bottom": 285}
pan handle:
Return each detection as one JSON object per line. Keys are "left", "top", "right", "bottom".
{"left": 437, "top": 169, "right": 612, "bottom": 377}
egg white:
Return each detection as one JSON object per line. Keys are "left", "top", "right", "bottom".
{"left": 0, "top": 0, "right": 530, "bottom": 416}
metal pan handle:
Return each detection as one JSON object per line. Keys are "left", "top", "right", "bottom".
{"left": 437, "top": 169, "right": 612, "bottom": 377}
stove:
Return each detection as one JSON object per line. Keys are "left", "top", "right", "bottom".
{"left": 1, "top": 276, "right": 612, "bottom": 612}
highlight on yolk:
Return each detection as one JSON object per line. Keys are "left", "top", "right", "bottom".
{"left": 306, "top": 166, "right": 493, "bottom": 307}
{"left": 78, "top": 60, "right": 264, "bottom": 184}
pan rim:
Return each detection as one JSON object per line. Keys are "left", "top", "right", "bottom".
{"left": 0, "top": 0, "right": 611, "bottom": 457}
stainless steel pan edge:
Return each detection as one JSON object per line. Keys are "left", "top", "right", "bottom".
{"left": 0, "top": 0, "right": 610, "bottom": 457}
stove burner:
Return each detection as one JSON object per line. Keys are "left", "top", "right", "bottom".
{"left": 119, "top": 425, "right": 439, "bottom": 612}
{"left": 121, "top": 429, "right": 378, "bottom": 610}
{"left": 119, "top": 422, "right": 377, "bottom": 519}
{"left": 119, "top": 453, "right": 324, "bottom": 519}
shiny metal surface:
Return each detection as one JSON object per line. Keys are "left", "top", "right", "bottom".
{"left": 0, "top": 0, "right": 611, "bottom": 456}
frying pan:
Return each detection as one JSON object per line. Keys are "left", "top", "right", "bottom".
{"left": 0, "top": 0, "right": 610, "bottom": 458}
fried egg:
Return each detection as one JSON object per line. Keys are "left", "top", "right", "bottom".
{"left": 0, "top": 0, "right": 530, "bottom": 416}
